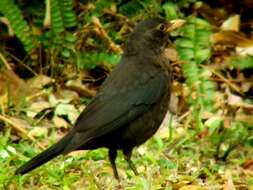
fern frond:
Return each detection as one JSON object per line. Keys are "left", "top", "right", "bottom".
{"left": 230, "top": 55, "right": 253, "bottom": 69}
{"left": 175, "top": 16, "right": 216, "bottom": 129}
{"left": 0, "top": 0, "right": 36, "bottom": 52}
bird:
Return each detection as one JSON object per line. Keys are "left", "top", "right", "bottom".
{"left": 15, "top": 18, "right": 185, "bottom": 180}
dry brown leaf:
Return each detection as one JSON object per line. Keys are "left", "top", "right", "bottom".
{"left": 5, "top": 116, "right": 31, "bottom": 130}
{"left": 243, "top": 160, "right": 253, "bottom": 170}
{"left": 26, "top": 101, "right": 51, "bottom": 118}
{"left": 65, "top": 78, "right": 97, "bottom": 97}
{"left": 221, "top": 15, "right": 240, "bottom": 31}
{"left": 52, "top": 116, "right": 69, "bottom": 128}
{"left": 0, "top": 69, "right": 28, "bottom": 107}
{"left": 0, "top": 115, "right": 45, "bottom": 149}
{"left": 179, "top": 185, "right": 207, "bottom": 190}
{"left": 211, "top": 31, "right": 253, "bottom": 48}
{"left": 223, "top": 170, "right": 236, "bottom": 190}
{"left": 57, "top": 89, "right": 79, "bottom": 102}
{"left": 27, "top": 74, "right": 54, "bottom": 89}
{"left": 227, "top": 93, "right": 243, "bottom": 106}
{"left": 236, "top": 46, "right": 253, "bottom": 56}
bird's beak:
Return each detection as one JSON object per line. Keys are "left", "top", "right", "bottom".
{"left": 165, "top": 19, "right": 186, "bottom": 32}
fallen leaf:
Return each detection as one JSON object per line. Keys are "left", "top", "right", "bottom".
{"left": 54, "top": 103, "right": 79, "bottom": 124}
{"left": 243, "top": 160, "right": 253, "bottom": 170}
{"left": 236, "top": 46, "right": 253, "bottom": 56}
{"left": 28, "top": 127, "right": 48, "bottom": 138}
{"left": 0, "top": 69, "right": 28, "bottom": 107}
{"left": 221, "top": 14, "right": 240, "bottom": 31}
{"left": 27, "top": 74, "right": 54, "bottom": 89}
{"left": 179, "top": 185, "right": 207, "bottom": 190}
{"left": 26, "top": 101, "right": 51, "bottom": 118}
{"left": 227, "top": 93, "right": 243, "bottom": 106}
{"left": 52, "top": 116, "right": 69, "bottom": 128}
{"left": 211, "top": 31, "right": 253, "bottom": 48}
{"left": 223, "top": 170, "right": 236, "bottom": 190}
{"left": 65, "top": 78, "right": 97, "bottom": 98}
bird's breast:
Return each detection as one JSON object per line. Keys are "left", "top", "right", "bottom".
{"left": 118, "top": 89, "right": 170, "bottom": 150}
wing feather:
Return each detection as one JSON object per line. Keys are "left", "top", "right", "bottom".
{"left": 63, "top": 61, "right": 168, "bottom": 153}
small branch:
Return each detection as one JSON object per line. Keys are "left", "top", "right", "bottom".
{"left": 8, "top": 53, "right": 38, "bottom": 76}
{"left": 0, "top": 115, "right": 45, "bottom": 150}
{"left": 201, "top": 65, "right": 242, "bottom": 95}
{"left": 0, "top": 52, "right": 12, "bottom": 70}
{"left": 92, "top": 16, "right": 122, "bottom": 54}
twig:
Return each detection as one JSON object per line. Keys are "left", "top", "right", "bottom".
{"left": 0, "top": 52, "right": 12, "bottom": 70}
{"left": 0, "top": 115, "right": 45, "bottom": 150}
{"left": 201, "top": 65, "right": 242, "bottom": 95}
{"left": 177, "top": 111, "right": 190, "bottom": 122}
{"left": 9, "top": 51, "right": 38, "bottom": 76}
{"left": 92, "top": 16, "right": 122, "bottom": 54}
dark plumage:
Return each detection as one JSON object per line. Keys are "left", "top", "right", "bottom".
{"left": 15, "top": 18, "right": 185, "bottom": 179}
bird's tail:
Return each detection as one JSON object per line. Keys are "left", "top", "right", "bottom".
{"left": 15, "top": 132, "right": 73, "bottom": 175}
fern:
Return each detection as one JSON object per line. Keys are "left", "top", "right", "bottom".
{"left": 0, "top": 0, "right": 36, "bottom": 52}
{"left": 119, "top": 0, "right": 161, "bottom": 17}
{"left": 47, "top": 0, "right": 77, "bottom": 58}
{"left": 230, "top": 55, "right": 253, "bottom": 69}
{"left": 119, "top": 1, "right": 143, "bottom": 17}
{"left": 162, "top": 2, "right": 180, "bottom": 20}
{"left": 62, "top": 0, "right": 77, "bottom": 28}
{"left": 175, "top": 16, "right": 216, "bottom": 129}
{"left": 50, "top": 0, "right": 64, "bottom": 34}
{"left": 77, "top": 52, "right": 120, "bottom": 70}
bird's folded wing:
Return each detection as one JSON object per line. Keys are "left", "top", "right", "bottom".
{"left": 63, "top": 71, "right": 167, "bottom": 153}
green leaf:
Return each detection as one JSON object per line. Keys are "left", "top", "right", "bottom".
{"left": 162, "top": 2, "right": 178, "bottom": 20}
{"left": 230, "top": 55, "right": 253, "bottom": 69}
{"left": 77, "top": 52, "right": 120, "bottom": 70}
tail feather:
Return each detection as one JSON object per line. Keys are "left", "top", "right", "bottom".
{"left": 15, "top": 133, "right": 73, "bottom": 175}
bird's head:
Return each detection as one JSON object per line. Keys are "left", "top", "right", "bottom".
{"left": 125, "top": 18, "right": 185, "bottom": 55}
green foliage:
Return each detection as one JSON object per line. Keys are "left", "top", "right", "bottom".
{"left": 77, "top": 52, "right": 120, "bottom": 69}
{"left": 119, "top": 0, "right": 162, "bottom": 17}
{"left": 0, "top": 0, "right": 77, "bottom": 65}
{"left": 211, "top": 121, "right": 250, "bottom": 160}
{"left": 0, "top": 0, "right": 36, "bottom": 52}
{"left": 175, "top": 16, "right": 216, "bottom": 129}
{"left": 51, "top": 0, "right": 65, "bottom": 34}
{"left": 162, "top": 2, "right": 180, "bottom": 20}
{"left": 62, "top": 0, "right": 77, "bottom": 28}
{"left": 119, "top": 1, "right": 144, "bottom": 17}
{"left": 230, "top": 55, "right": 253, "bottom": 69}
{"left": 48, "top": 0, "right": 77, "bottom": 59}
{"left": 50, "top": 0, "right": 77, "bottom": 32}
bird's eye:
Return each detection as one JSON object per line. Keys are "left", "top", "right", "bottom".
{"left": 158, "top": 24, "right": 165, "bottom": 31}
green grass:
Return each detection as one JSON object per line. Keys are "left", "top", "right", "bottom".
{"left": 1, "top": 126, "right": 252, "bottom": 189}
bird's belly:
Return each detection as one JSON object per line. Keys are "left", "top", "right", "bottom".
{"left": 83, "top": 92, "right": 170, "bottom": 151}
{"left": 118, "top": 93, "right": 170, "bottom": 149}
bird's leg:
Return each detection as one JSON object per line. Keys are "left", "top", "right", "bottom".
{"left": 108, "top": 149, "right": 119, "bottom": 180}
{"left": 123, "top": 149, "right": 138, "bottom": 175}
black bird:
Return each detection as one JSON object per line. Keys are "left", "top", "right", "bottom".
{"left": 16, "top": 18, "right": 185, "bottom": 179}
